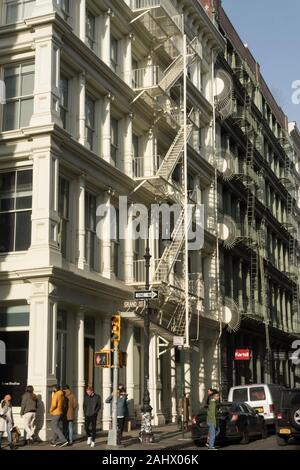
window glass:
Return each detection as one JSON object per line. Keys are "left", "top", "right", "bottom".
{"left": 110, "top": 37, "right": 118, "bottom": 72}
{"left": 85, "top": 96, "right": 95, "bottom": 150}
{"left": 0, "top": 169, "right": 32, "bottom": 253}
{"left": 5, "top": 0, "right": 35, "bottom": 24}
{"left": 232, "top": 388, "right": 248, "bottom": 402}
{"left": 249, "top": 387, "right": 266, "bottom": 401}
{"left": 59, "top": 77, "right": 69, "bottom": 129}
{"left": 86, "top": 9, "right": 96, "bottom": 50}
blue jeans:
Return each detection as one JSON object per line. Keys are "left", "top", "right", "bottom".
{"left": 0, "top": 428, "right": 12, "bottom": 447}
{"left": 67, "top": 421, "right": 74, "bottom": 443}
{"left": 207, "top": 422, "right": 220, "bottom": 449}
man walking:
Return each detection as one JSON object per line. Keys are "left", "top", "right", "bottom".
{"left": 62, "top": 385, "right": 78, "bottom": 445}
{"left": 83, "top": 386, "right": 101, "bottom": 448}
{"left": 49, "top": 385, "right": 68, "bottom": 447}
{"left": 206, "top": 390, "right": 220, "bottom": 450}
{"left": 106, "top": 386, "right": 128, "bottom": 444}
{"left": 20, "top": 385, "right": 38, "bottom": 445}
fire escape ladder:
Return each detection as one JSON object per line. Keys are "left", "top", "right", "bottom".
{"left": 156, "top": 124, "right": 193, "bottom": 180}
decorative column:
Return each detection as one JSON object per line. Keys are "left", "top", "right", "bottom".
{"left": 79, "top": 0, "right": 86, "bottom": 42}
{"left": 170, "top": 348, "right": 177, "bottom": 423}
{"left": 102, "top": 94, "right": 113, "bottom": 164}
{"left": 102, "top": 191, "right": 113, "bottom": 279}
{"left": 102, "top": 318, "right": 112, "bottom": 430}
{"left": 30, "top": 24, "right": 62, "bottom": 127}
{"left": 123, "top": 34, "right": 133, "bottom": 86}
{"left": 77, "top": 177, "right": 86, "bottom": 269}
{"left": 123, "top": 113, "right": 134, "bottom": 177}
{"left": 126, "top": 324, "right": 135, "bottom": 422}
{"left": 100, "top": 10, "right": 111, "bottom": 66}
{"left": 27, "top": 283, "right": 58, "bottom": 440}
{"left": 76, "top": 308, "right": 85, "bottom": 435}
{"left": 149, "top": 334, "right": 165, "bottom": 426}
{"left": 124, "top": 202, "right": 134, "bottom": 284}
{"left": 29, "top": 149, "right": 61, "bottom": 267}
{"left": 78, "top": 73, "right": 86, "bottom": 146}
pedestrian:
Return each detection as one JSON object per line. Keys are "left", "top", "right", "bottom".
{"left": 206, "top": 390, "right": 220, "bottom": 450}
{"left": 106, "top": 386, "right": 128, "bottom": 444}
{"left": 49, "top": 384, "right": 68, "bottom": 447}
{"left": 62, "top": 385, "right": 78, "bottom": 446}
{"left": 0, "top": 395, "right": 15, "bottom": 450}
{"left": 178, "top": 393, "right": 190, "bottom": 431}
{"left": 206, "top": 387, "right": 216, "bottom": 405}
{"left": 83, "top": 386, "right": 101, "bottom": 448}
{"left": 20, "top": 385, "right": 38, "bottom": 445}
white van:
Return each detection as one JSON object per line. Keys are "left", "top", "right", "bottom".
{"left": 228, "top": 384, "right": 283, "bottom": 425}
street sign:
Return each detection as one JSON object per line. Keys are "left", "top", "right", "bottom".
{"left": 123, "top": 300, "right": 144, "bottom": 309}
{"left": 134, "top": 290, "right": 159, "bottom": 300}
{"left": 234, "top": 349, "right": 251, "bottom": 361}
{"left": 173, "top": 336, "right": 184, "bottom": 347}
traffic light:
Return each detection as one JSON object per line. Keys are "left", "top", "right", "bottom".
{"left": 111, "top": 314, "right": 121, "bottom": 343}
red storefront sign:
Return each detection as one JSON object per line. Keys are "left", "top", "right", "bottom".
{"left": 235, "top": 349, "right": 252, "bottom": 361}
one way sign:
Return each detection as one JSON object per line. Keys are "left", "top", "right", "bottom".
{"left": 134, "top": 290, "right": 159, "bottom": 300}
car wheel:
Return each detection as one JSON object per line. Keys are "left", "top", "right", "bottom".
{"left": 261, "top": 423, "right": 268, "bottom": 439}
{"left": 240, "top": 428, "right": 250, "bottom": 445}
{"left": 276, "top": 434, "right": 288, "bottom": 446}
{"left": 291, "top": 405, "right": 300, "bottom": 431}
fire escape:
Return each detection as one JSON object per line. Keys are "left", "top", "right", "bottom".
{"left": 279, "top": 135, "right": 300, "bottom": 333}
{"left": 126, "top": 0, "right": 203, "bottom": 340}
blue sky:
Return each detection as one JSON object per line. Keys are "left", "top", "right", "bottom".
{"left": 221, "top": 0, "right": 300, "bottom": 127}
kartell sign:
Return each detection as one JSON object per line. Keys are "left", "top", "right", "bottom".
{"left": 235, "top": 349, "right": 252, "bottom": 361}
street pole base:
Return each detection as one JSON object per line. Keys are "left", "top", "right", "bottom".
{"left": 107, "top": 429, "right": 118, "bottom": 447}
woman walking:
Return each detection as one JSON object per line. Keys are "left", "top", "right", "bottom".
{"left": 0, "top": 394, "right": 14, "bottom": 450}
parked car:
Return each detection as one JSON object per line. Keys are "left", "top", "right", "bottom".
{"left": 276, "top": 388, "right": 300, "bottom": 446}
{"left": 191, "top": 401, "right": 267, "bottom": 446}
{"left": 228, "top": 384, "right": 284, "bottom": 425}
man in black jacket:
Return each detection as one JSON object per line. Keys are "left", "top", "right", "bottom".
{"left": 83, "top": 386, "right": 101, "bottom": 447}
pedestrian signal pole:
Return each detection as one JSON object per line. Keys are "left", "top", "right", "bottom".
{"left": 107, "top": 314, "right": 120, "bottom": 447}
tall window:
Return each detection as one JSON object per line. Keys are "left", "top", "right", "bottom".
{"left": 58, "top": 177, "right": 69, "bottom": 258}
{"left": 0, "top": 169, "right": 32, "bottom": 253}
{"left": 110, "top": 118, "right": 118, "bottom": 165}
{"left": 56, "top": 311, "right": 67, "bottom": 387}
{"left": 3, "top": 63, "right": 34, "bottom": 131}
{"left": 110, "top": 37, "right": 118, "bottom": 73}
{"left": 85, "top": 96, "right": 95, "bottom": 150}
{"left": 85, "top": 191, "right": 96, "bottom": 269}
{"left": 59, "top": 77, "right": 69, "bottom": 130}
{"left": 86, "top": 9, "right": 96, "bottom": 50}
{"left": 5, "top": 0, "right": 35, "bottom": 24}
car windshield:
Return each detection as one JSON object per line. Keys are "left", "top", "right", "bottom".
{"left": 232, "top": 388, "right": 248, "bottom": 402}
{"left": 249, "top": 387, "right": 266, "bottom": 401}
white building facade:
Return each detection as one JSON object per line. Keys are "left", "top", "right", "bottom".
{"left": 0, "top": 0, "right": 225, "bottom": 439}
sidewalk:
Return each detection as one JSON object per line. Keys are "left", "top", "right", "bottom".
{"left": 16, "top": 423, "right": 193, "bottom": 451}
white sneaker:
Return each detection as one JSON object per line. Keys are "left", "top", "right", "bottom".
{"left": 90, "top": 441, "right": 95, "bottom": 448}
{"left": 87, "top": 437, "right": 92, "bottom": 445}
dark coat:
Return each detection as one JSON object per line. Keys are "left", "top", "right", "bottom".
{"left": 20, "top": 392, "right": 37, "bottom": 416}
{"left": 106, "top": 393, "right": 128, "bottom": 418}
{"left": 83, "top": 393, "right": 101, "bottom": 417}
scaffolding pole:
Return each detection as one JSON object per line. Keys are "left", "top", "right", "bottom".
{"left": 183, "top": 33, "right": 189, "bottom": 349}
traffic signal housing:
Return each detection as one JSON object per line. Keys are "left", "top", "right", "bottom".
{"left": 111, "top": 314, "right": 121, "bottom": 343}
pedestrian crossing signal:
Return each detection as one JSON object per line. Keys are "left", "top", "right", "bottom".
{"left": 94, "top": 350, "right": 110, "bottom": 368}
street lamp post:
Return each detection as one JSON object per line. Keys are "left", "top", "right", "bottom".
{"left": 139, "top": 240, "right": 154, "bottom": 443}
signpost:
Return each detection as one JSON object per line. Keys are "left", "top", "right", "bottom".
{"left": 134, "top": 290, "right": 159, "bottom": 300}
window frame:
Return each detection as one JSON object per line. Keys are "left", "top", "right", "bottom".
{"left": 58, "top": 176, "right": 70, "bottom": 259}
{"left": 85, "top": 8, "right": 96, "bottom": 50}
{"left": 110, "top": 117, "right": 119, "bottom": 165}
{"left": 85, "top": 95, "right": 95, "bottom": 151}
{"left": 3, "top": 62, "right": 34, "bottom": 131}
{"left": 4, "top": 0, "right": 35, "bottom": 24}
{"left": 110, "top": 36, "right": 118, "bottom": 73}
{"left": 84, "top": 190, "right": 96, "bottom": 269}
{"left": 59, "top": 75, "right": 69, "bottom": 130}
{"left": 0, "top": 168, "right": 33, "bottom": 254}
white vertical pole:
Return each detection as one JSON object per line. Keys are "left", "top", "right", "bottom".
{"left": 183, "top": 33, "right": 189, "bottom": 349}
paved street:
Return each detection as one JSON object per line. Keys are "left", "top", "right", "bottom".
{"left": 4, "top": 424, "right": 299, "bottom": 451}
